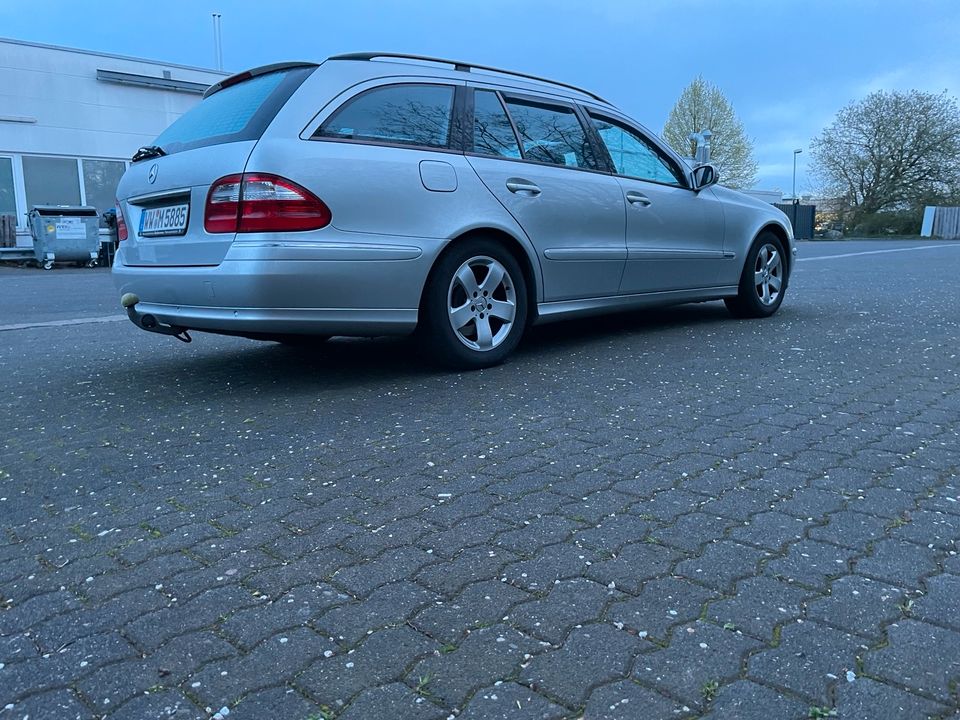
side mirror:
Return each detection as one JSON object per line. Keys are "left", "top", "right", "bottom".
{"left": 692, "top": 164, "right": 719, "bottom": 191}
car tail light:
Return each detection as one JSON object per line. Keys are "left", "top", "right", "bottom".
{"left": 116, "top": 201, "right": 128, "bottom": 242}
{"left": 204, "top": 173, "right": 331, "bottom": 233}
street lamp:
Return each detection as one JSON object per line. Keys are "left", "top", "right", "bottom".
{"left": 792, "top": 149, "right": 803, "bottom": 201}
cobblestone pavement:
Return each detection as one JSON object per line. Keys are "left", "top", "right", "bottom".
{"left": 1, "top": 240, "right": 958, "bottom": 720}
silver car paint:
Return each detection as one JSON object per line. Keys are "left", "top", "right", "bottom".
{"left": 114, "top": 57, "right": 795, "bottom": 338}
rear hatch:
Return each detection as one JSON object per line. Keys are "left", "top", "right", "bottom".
{"left": 118, "top": 64, "right": 316, "bottom": 266}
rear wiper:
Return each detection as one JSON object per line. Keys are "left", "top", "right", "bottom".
{"left": 132, "top": 145, "right": 166, "bottom": 162}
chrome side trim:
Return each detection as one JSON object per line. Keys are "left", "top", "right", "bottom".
{"left": 535, "top": 285, "right": 738, "bottom": 324}
{"left": 626, "top": 248, "right": 726, "bottom": 260}
{"left": 228, "top": 241, "right": 423, "bottom": 261}
{"left": 543, "top": 247, "right": 628, "bottom": 261}
{"left": 127, "top": 187, "right": 192, "bottom": 205}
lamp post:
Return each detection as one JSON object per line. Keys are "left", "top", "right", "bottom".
{"left": 792, "top": 148, "right": 802, "bottom": 201}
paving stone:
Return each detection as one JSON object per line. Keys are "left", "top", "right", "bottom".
{"left": 416, "top": 547, "right": 518, "bottom": 595}
{"left": 806, "top": 575, "right": 904, "bottom": 640}
{"left": 0, "top": 589, "right": 84, "bottom": 636}
{"left": 747, "top": 620, "right": 865, "bottom": 703}
{"left": 413, "top": 579, "right": 530, "bottom": 644}
{"left": 698, "top": 679, "right": 808, "bottom": 720}
{"left": 863, "top": 619, "right": 960, "bottom": 702}
{"left": 846, "top": 486, "right": 917, "bottom": 520}
{"left": 245, "top": 549, "right": 354, "bottom": 597}
{"left": 808, "top": 510, "right": 889, "bottom": 550}
{"left": 507, "top": 578, "right": 613, "bottom": 644}
{"left": 343, "top": 516, "right": 436, "bottom": 557}
{"left": 654, "top": 513, "right": 733, "bottom": 553}
{"left": 161, "top": 550, "right": 276, "bottom": 600}
{"left": 82, "top": 552, "right": 201, "bottom": 603}
{"left": 221, "top": 582, "right": 350, "bottom": 649}
{"left": 495, "top": 515, "right": 582, "bottom": 554}
{"left": 337, "top": 682, "right": 447, "bottom": 720}
{"left": 505, "top": 543, "right": 602, "bottom": 592}
{"left": 559, "top": 490, "right": 634, "bottom": 524}
{"left": 418, "top": 515, "right": 512, "bottom": 558}
{"left": 582, "top": 679, "right": 682, "bottom": 719}
{"left": 706, "top": 576, "right": 812, "bottom": 640}
{"left": 488, "top": 491, "right": 565, "bottom": 524}
{"left": 2, "top": 688, "right": 94, "bottom": 720}
{"left": 149, "top": 631, "right": 238, "bottom": 683}
{"left": 314, "top": 580, "right": 438, "bottom": 646}
{"left": 2, "top": 631, "right": 137, "bottom": 703}
{"left": 124, "top": 585, "right": 258, "bottom": 651}
{"left": 764, "top": 540, "right": 856, "bottom": 589}
{"left": 699, "top": 488, "right": 775, "bottom": 521}
{"left": 187, "top": 627, "right": 335, "bottom": 708}
{"left": 729, "top": 511, "right": 810, "bottom": 550}
{"left": 226, "top": 687, "right": 320, "bottom": 720}
{"left": 890, "top": 509, "right": 960, "bottom": 550}
{"left": 853, "top": 538, "right": 940, "bottom": 589}
{"left": 458, "top": 681, "right": 567, "bottom": 720}
{"left": 585, "top": 541, "right": 678, "bottom": 594}
{"left": 633, "top": 621, "right": 760, "bottom": 707}
{"left": 831, "top": 677, "right": 948, "bottom": 720}
{"left": 523, "top": 624, "right": 641, "bottom": 706}
{"left": 77, "top": 657, "right": 164, "bottom": 710}
{"left": 298, "top": 625, "right": 437, "bottom": 707}
{"left": 332, "top": 547, "right": 438, "bottom": 596}
{"left": 607, "top": 576, "right": 716, "bottom": 641}
{"left": 0, "top": 631, "right": 38, "bottom": 664}
{"left": 630, "top": 489, "right": 705, "bottom": 522}
{"left": 673, "top": 541, "right": 769, "bottom": 592}
{"left": 911, "top": 573, "right": 960, "bottom": 631}
{"left": 571, "top": 515, "right": 650, "bottom": 553}
{"left": 411, "top": 624, "right": 539, "bottom": 707}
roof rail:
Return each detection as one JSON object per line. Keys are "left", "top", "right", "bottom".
{"left": 329, "top": 52, "right": 610, "bottom": 105}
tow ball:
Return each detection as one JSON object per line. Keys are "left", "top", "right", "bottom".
{"left": 120, "top": 293, "right": 192, "bottom": 343}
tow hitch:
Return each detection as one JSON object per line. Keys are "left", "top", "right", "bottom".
{"left": 120, "top": 293, "right": 192, "bottom": 343}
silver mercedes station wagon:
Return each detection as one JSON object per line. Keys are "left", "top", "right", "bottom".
{"left": 114, "top": 53, "right": 795, "bottom": 369}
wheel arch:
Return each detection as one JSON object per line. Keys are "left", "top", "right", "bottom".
{"left": 756, "top": 222, "right": 793, "bottom": 276}
{"left": 420, "top": 227, "right": 542, "bottom": 324}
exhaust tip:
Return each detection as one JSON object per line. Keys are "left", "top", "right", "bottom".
{"left": 120, "top": 293, "right": 140, "bottom": 309}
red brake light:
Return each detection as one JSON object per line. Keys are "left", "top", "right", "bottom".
{"left": 204, "top": 173, "right": 331, "bottom": 234}
{"left": 116, "top": 201, "right": 128, "bottom": 242}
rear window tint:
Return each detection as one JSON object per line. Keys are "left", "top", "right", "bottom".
{"left": 316, "top": 84, "right": 455, "bottom": 149}
{"left": 152, "top": 66, "right": 314, "bottom": 155}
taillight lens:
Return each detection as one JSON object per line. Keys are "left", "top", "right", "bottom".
{"left": 116, "top": 201, "right": 128, "bottom": 242}
{"left": 204, "top": 173, "right": 331, "bottom": 233}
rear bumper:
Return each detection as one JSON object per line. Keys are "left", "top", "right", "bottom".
{"left": 112, "top": 238, "right": 442, "bottom": 336}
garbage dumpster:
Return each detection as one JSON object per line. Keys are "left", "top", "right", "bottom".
{"left": 28, "top": 205, "right": 101, "bottom": 270}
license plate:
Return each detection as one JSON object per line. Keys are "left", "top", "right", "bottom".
{"left": 139, "top": 204, "right": 189, "bottom": 237}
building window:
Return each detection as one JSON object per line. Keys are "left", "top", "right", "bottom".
{"left": 23, "top": 156, "right": 81, "bottom": 210}
{"left": 0, "top": 157, "right": 16, "bottom": 220}
{"left": 82, "top": 159, "right": 126, "bottom": 227}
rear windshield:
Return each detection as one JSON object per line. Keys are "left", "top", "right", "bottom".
{"left": 151, "top": 66, "right": 315, "bottom": 156}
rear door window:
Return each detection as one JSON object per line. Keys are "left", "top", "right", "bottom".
{"left": 501, "top": 97, "right": 599, "bottom": 170}
{"left": 472, "top": 90, "right": 521, "bottom": 158}
{"left": 152, "top": 66, "right": 315, "bottom": 156}
{"left": 316, "top": 84, "right": 455, "bottom": 149}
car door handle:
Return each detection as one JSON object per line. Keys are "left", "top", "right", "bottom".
{"left": 626, "top": 191, "right": 652, "bottom": 206}
{"left": 506, "top": 179, "right": 541, "bottom": 196}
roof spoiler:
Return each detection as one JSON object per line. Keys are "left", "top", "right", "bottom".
{"left": 203, "top": 61, "right": 319, "bottom": 99}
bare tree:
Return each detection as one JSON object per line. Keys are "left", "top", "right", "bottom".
{"left": 662, "top": 76, "right": 757, "bottom": 189}
{"left": 811, "top": 90, "right": 960, "bottom": 226}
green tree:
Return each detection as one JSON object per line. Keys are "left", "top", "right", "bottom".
{"left": 811, "top": 90, "right": 960, "bottom": 227}
{"left": 662, "top": 76, "right": 757, "bottom": 189}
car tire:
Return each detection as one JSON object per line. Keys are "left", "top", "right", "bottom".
{"left": 419, "top": 239, "right": 528, "bottom": 369}
{"left": 725, "top": 231, "right": 788, "bottom": 318}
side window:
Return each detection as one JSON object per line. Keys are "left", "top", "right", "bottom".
{"left": 316, "top": 84, "right": 455, "bottom": 149}
{"left": 472, "top": 90, "right": 520, "bottom": 158}
{"left": 502, "top": 98, "right": 598, "bottom": 170}
{"left": 590, "top": 115, "right": 685, "bottom": 186}
{"left": 0, "top": 157, "right": 17, "bottom": 223}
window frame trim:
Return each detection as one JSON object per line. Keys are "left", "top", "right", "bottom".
{"left": 309, "top": 81, "right": 464, "bottom": 153}
{"left": 0, "top": 154, "right": 24, "bottom": 229}
{"left": 463, "top": 86, "right": 610, "bottom": 175}
{"left": 585, "top": 110, "right": 692, "bottom": 190}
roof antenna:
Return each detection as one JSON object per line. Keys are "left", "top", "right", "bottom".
{"left": 212, "top": 13, "right": 223, "bottom": 71}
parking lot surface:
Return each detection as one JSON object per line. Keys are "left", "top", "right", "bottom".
{"left": 1, "top": 239, "right": 958, "bottom": 719}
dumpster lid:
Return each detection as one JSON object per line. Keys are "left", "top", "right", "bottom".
{"left": 29, "top": 205, "right": 99, "bottom": 217}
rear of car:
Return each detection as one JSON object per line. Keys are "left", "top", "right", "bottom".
{"left": 114, "top": 61, "right": 450, "bottom": 338}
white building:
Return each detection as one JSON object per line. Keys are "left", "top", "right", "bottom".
{"left": 0, "top": 38, "right": 227, "bottom": 248}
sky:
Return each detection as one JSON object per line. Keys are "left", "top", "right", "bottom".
{"left": 2, "top": 0, "right": 958, "bottom": 194}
